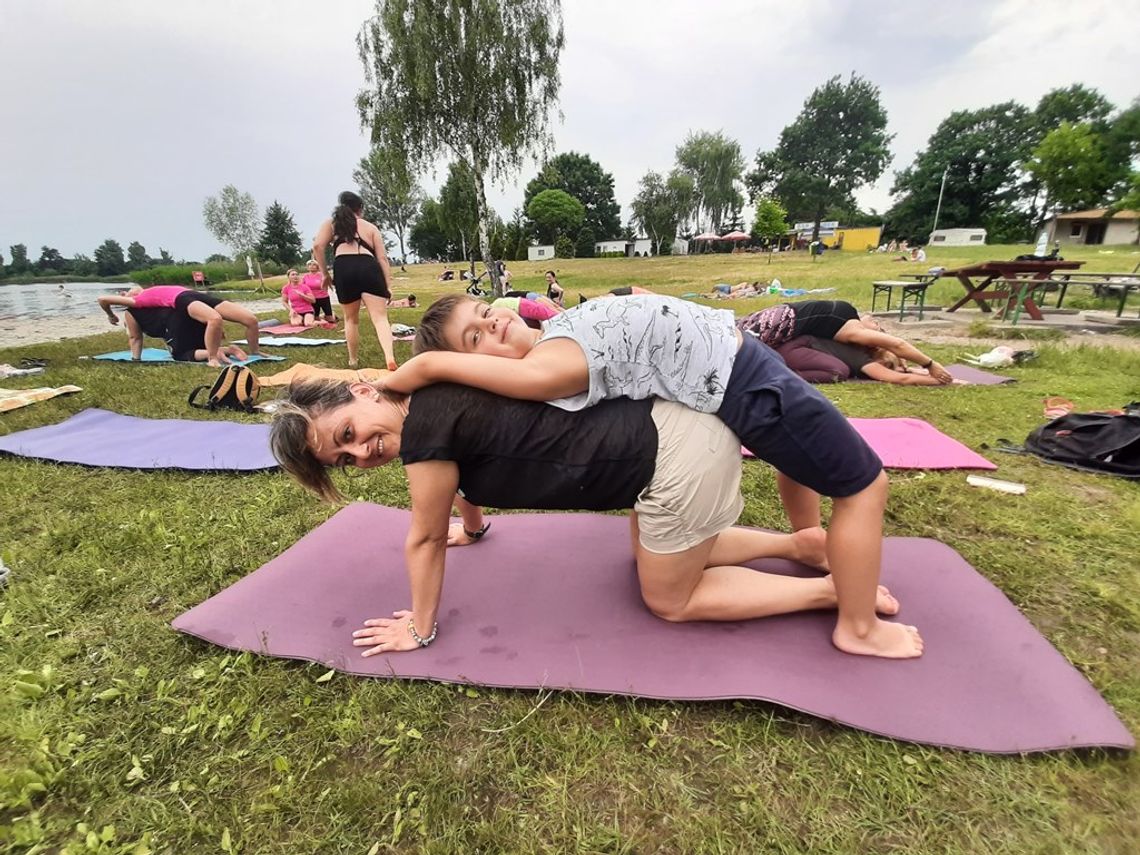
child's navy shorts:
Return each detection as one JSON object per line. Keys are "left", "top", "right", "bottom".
{"left": 718, "top": 335, "right": 883, "bottom": 497}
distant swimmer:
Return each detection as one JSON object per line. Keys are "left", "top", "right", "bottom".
{"left": 58, "top": 285, "right": 72, "bottom": 299}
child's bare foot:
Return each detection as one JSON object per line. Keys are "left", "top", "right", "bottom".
{"left": 823, "top": 577, "right": 899, "bottom": 615}
{"left": 833, "top": 618, "right": 923, "bottom": 659}
{"left": 791, "top": 526, "right": 828, "bottom": 569}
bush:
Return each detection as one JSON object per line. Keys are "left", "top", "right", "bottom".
{"left": 128, "top": 260, "right": 287, "bottom": 287}
{"left": 554, "top": 236, "right": 575, "bottom": 259}
{"left": 598, "top": 251, "right": 626, "bottom": 259}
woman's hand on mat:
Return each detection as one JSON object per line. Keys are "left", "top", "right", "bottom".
{"left": 928, "top": 361, "right": 953, "bottom": 384}
{"left": 447, "top": 523, "right": 477, "bottom": 547}
{"left": 353, "top": 610, "right": 420, "bottom": 656}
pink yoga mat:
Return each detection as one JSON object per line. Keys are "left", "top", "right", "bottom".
{"left": 173, "top": 504, "right": 1133, "bottom": 754}
{"left": 260, "top": 324, "right": 311, "bottom": 335}
{"left": 742, "top": 417, "right": 997, "bottom": 470}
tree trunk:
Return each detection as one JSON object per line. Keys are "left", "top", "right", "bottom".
{"left": 470, "top": 148, "right": 501, "bottom": 298}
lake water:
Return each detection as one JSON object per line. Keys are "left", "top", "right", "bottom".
{"left": 0, "top": 281, "right": 131, "bottom": 320}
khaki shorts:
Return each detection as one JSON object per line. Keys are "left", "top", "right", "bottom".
{"left": 633, "top": 399, "right": 745, "bottom": 554}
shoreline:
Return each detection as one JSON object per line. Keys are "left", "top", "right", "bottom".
{"left": 0, "top": 299, "right": 284, "bottom": 348}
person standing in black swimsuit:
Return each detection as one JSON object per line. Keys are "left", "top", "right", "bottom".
{"left": 312, "top": 191, "right": 397, "bottom": 370}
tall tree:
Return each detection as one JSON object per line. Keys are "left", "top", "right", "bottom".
{"left": 93, "top": 239, "right": 127, "bottom": 276}
{"left": 524, "top": 152, "right": 622, "bottom": 240}
{"left": 356, "top": 0, "right": 564, "bottom": 296}
{"left": 1027, "top": 123, "right": 1116, "bottom": 215}
{"left": 255, "top": 201, "right": 305, "bottom": 265}
{"left": 409, "top": 198, "right": 453, "bottom": 262}
{"left": 631, "top": 171, "right": 686, "bottom": 254}
{"left": 666, "top": 170, "right": 697, "bottom": 236}
{"left": 438, "top": 161, "right": 481, "bottom": 266}
{"left": 1034, "top": 84, "right": 1114, "bottom": 133}
{"left": 157, "top": 248, "right": 175, "bottom": 264}
{"left": 37, "top": 246, "right": 67, "bottom": 273}
{"left": 126, "top": 241, "right": 150, "bottom": 270}
{"left": 353, "top": 143, "right": 424, "bottom": 264}
{"left": 748, "top": 74, "right": 892, "bottom": 240}
{"left": 675, "top": 131, "right": 744, "bottom": 233}
{"left": 202, "top": 184, "right": 260, "bottom": 258}
{"left": 71, "top": 254, "right": 96, "bottom": 276}
{"left": 886, "top": 102, "right": 1033, "bottom": 242}
{"left": 7, "top": 244, "right": 31, "bottom": 275}
{"left": 526, "top": 189, "right": 584, "bottom": 244}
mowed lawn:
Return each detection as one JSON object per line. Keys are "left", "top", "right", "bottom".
{"left": 1, "top": 245, "right": 1138, "bottom": 853}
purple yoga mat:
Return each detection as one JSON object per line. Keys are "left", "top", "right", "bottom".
{"left": 743, "top": 417, "right": 997, "bottom": 470}
{"left": 173, "top": 504, "right": 1133, "bottom": 753}
{"left": 948, "top": 364, "right": 1015, "bottom": 385}
{"left": 0, "top": 408, "right": 276, "bottom": 471}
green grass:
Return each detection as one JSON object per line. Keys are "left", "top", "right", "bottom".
{"left": 2, "top": 246, "right": 1139, "bottom": 853}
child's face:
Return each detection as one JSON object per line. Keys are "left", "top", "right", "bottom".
{"left": 443, "top": 299, "right": 535, "bottom": 359}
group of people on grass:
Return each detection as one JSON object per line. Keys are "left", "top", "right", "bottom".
{"left": 97, "top": 189, "right": 955, "bottom": 664}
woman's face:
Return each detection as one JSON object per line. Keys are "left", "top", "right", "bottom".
{"left": 287, "top": 270, "right": 300, "bottom": 284}
{"left": 444, "top": 299, "right": 537, "bottom": 359}
{"left": 545, "top": 272, "right": 556, "bottom": 285}
{"left": 306, "top": 260, "right": 318, "bottom": 273}
{"left": 307, "top": 385, "right": 404, "bottom": 469}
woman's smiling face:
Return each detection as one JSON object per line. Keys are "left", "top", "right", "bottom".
{"left": 306, "top": 385, "right": 404, "bottom": 469}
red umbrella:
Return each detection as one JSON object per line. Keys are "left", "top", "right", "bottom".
{"left": 693, "top": 232, "right": 720, "bottom": 241}
{"left": 721, "top": 230, "right": 750, "bottom": 241}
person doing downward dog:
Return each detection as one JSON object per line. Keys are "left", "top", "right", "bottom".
{"left": 312, "top": 191, "right": 397, "bottom": 370}
{"left": 270, "top": 379, "right": 905, "bottom": 658}
{"left": 281, "top": 269, "right": 316, "bottom": 327}
{"left": 302, "top": 259, "right": 336, "bottom": 323}
{"left": 382, "top": 294, "right": 924, "bottom": 659}
{"left": 97, "top": 285, "right": 260, "bottom": 365}
{"left": 737, "top": 300, "right": 953, "bottom": 385}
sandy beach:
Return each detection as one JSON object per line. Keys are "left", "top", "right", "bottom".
{"left": 0, "top": 299, "right": 284, "bottom": 348}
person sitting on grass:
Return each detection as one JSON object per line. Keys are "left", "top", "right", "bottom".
{"left": 302, "top": 259, "right": 337, "bottom": 324}
{"left": 97, "top": 285, "right": 260, "bottom": 366}
{"left": 736, "top": 300, "right": 953, "bottom": 384}
{"left": 282, "top": 269, "right": 317, "bottom": 327}
{"left": 380, "top": 293, "right": 925, "bottom": 660}
{"left": 709, "top": 281, "right": 761, "bottom": 299}
{"left": 545, "top": 270, "right": 564, "bottom": 307}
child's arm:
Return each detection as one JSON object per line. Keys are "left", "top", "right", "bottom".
{"left": 384, "top": 339, "right": 588, "bottom": 401}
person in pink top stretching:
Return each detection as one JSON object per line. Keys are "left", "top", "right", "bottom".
{"left": 281, "top": 269, "right": 317, "bottom": 327}
{"left": 97, "top": 284, "right": 261, "bottom": 366}
{"left": 302, "top": 259, "right": 336, "bottom": 324}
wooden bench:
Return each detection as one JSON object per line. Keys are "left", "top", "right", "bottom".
{"left": 1051, "top": 273, "right": 1140, "bottom": 316}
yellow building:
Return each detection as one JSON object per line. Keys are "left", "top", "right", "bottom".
{"left": 822, "top": 226, "right": 882, "bottom": 252}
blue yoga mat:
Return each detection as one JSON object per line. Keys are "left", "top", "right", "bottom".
{"left": 0, "top": 408, "right": 277, "bottom": 471}
{"left": 236, "top": 337, "right": 345, "bottom": 346}
{"left": 93, "top": 349, "right": 284, "bottom": 365}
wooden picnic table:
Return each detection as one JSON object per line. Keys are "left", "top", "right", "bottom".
{"left": 942, "top": 260, "right": 1083, "bottom": 321}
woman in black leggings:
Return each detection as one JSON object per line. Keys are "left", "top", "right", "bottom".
{"left": 311, "top": 191, "right": 397, "bottom": 370}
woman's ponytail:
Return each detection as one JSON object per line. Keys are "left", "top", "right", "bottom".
{"left": 331, "top": 191, "right": 364, "bottom": 245}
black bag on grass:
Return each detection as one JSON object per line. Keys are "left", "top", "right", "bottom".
{"left": 1021, "top": 411, "right": 1140, "bottom": 479}
{"left": 188, "top": 365, "right": 261, "bottom": 413}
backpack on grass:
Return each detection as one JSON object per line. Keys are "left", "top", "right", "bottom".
{"left": 188, "top": 365, "right": 261, "bottom": 413}
{"left": 1015, "top": 410, "right": 1140, "bottom": 479}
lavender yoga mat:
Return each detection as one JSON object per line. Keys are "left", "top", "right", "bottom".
{"left": 948, "top": 364, "right": 1015, "bottom": 385}
{"left": 743, "top": 417, "right": 997, "bottom": 470}
{"left": 173, "top": 504, "right": 1133, "bottom": 754}
{"left": 0, "top": 408, "right": 276, "bottom": 470}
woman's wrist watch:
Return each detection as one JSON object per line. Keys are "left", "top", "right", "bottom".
{"left": 463, "top": 522, "right": 491, "bottom": 541}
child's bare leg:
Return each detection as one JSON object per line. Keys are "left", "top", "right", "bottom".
{"left": 777, "top": 472, "right": 822, "bottom": 530}
{"left": 828, "top": 471, "right": 923, "bottom": 658}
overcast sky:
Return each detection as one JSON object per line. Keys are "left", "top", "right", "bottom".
{"left": 1, "top": 0, "right": 1136, "bottom": 262}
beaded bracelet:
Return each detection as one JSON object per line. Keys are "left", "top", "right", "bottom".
{"left": 408, "top": 619, "right": 438, "bottom": 647}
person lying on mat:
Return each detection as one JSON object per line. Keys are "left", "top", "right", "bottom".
{"left": 270, "top": 378, "right": 911, "bottom": 660}
{"left": 118, "top": 305, "right": 250, "bottom": 366}
{"left": 98, "top": 285, "right": 261, "bottom": 366}
{"left": 736, "top": 300, "right": 953, "bottom": 384}
{"left": 281, "top": 269, "right": 317, "bottom": 327}
{"left": 377, "top": 294, "right": 923, "bottom": 659}
{"left": 775, "top": 336, "right": 966, "bottom": 386}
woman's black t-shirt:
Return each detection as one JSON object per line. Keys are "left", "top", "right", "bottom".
{"left": 400, "top": 384, "right": 657, "bottom": 511}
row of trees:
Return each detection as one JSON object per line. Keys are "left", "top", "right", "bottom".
{"left": 1, "top": 241, "right": 176, "bottom": 279}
